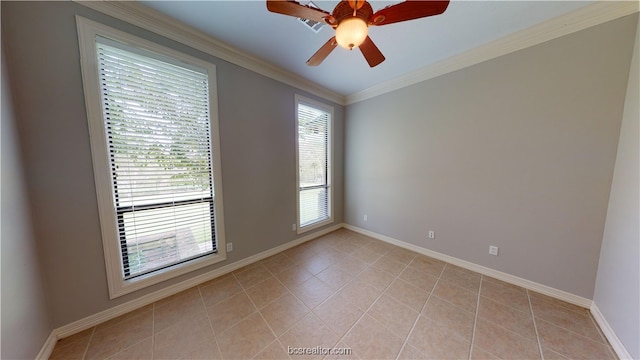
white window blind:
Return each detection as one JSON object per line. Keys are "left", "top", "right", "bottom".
{"left": 297, "top": 101, "right": 331, "bottom": 228}
{"left": 97, "top": 39, "right": 217, "bottom": 279}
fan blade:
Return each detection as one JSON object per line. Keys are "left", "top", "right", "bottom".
{"left": 307, "top": 37, "right": 338, "bottom": 66}
{"left": 370, "top": 0, "right": 449, "bottom": 26}
{"left": 359, "top": 36, "right": 385, "bottom": 68}
{"left": 266, "top": 0, "right": 330, "bottom": 23}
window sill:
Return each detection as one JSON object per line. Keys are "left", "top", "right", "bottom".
{"left": 108, "top": 251, "right": 226, "bottom": 299}
{"left": 297, "top": 218, "right": 333, "bottom": 235}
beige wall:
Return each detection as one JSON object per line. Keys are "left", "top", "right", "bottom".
{"left": 1, "top": 41, "right": 53, "bottom": 358}
{"left": 593, "top": 15, "right": 640, "bottom": 359}
{"left": 344, "top": 15, "right": 637, "bottom": 298}
{"left": 1, "top": 1, "right": 344, "bottom": 328}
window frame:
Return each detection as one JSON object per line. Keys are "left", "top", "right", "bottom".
{"left": 77, "top": 16, "right": 226, "bottom": 298}
{"left": 295, "top": 95, "right": 334, "bottom": 234}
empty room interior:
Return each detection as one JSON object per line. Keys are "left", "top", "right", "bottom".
{"left": 1, "top": 1, "right": 639, "bottom": 359}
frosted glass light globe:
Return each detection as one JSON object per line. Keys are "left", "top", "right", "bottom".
{"left": 335, "top": 17, "right": 368, "bottom": 50}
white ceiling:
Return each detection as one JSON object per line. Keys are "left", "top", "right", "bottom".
{"left": 139, "top": 1, "right": 593, "bottom": 96}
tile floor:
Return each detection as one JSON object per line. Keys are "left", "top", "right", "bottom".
{"left": 49, "top": 229, "right": 617, "bottom": 360}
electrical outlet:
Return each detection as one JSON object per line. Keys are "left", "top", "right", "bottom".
{"left": 292, "top": 223, "right": 296, "bottom": 231}
{"left": 364, "top": 214, "right": 368, "bottom": 222}
{"left": 428, "top": 230, "right": 435, "bottom": 239}
{"left": 227, "top": 243, "right": 233, "bottom": 252}
{"left": 489, "top": 245, "right": 499, "bottom": 256}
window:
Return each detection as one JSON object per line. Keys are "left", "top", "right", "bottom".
{"left": 78, "top": 18, "right": 225, "bottom": 298}
{"left": 295, "top": 95, "right": 333, "bottom": 233}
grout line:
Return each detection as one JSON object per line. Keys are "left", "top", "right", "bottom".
{"left": 319, "top": 241, "right": 412, "bottom": 354}
{"left": 527, "top": 289, "right": 546, "bottom": 360}
{"left": 394, "top": 261, "right": 445, "bottom": 359}
{"left": 80, "top": 326, "right": 96, "bottom": 360}
{"left": 468, "top": 274, "right": 483, "bottom": 360}
{"left": 197, "top": 285, "right": 224, "bottom": 359}
{"left": 235, "top": 271, "right": 284, "bottom": 358}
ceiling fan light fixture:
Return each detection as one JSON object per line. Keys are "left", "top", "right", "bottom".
{"left": 335, "top": 17, "right": 367, "bottom": 50}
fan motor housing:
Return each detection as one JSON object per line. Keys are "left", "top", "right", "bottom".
{"left": 327, "top": 0, "right": 373, "bottom": 27}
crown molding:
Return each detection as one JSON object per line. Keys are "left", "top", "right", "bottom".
{"left": 345, "top": 1, "right": 639, "bottom": 105}
{"left": 75, "top": 1, "right": 638, "bottom": 107}
{"left": 74, "top": 1, "right": 346, "bottom": 105}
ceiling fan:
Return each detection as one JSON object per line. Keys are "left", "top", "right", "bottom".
{"left": 266, "top": 0, "right": 450, "bottom": 68}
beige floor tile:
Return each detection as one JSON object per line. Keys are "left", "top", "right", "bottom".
{"left": 179, "top": 340, "right": 222, "bottom": 359}
{"left": 541, "top": 347, "right": 570, "bottom": 360}
{"left": 199, "top": 275, "right": 243, "bottom": 307}
{"left": 280, "top": 313, "right": 340, "bottom": 359}
{"left": 234, "top": 264, "right": 274, "bottom": 289}
{"left": 422, "top": 296, "right": 475, "bottom": 340}
{"left": 367, "top": 293, "right": 419, "bottom": 339}
{"left": 95, "top": 305, "right": 153, "bottom": 331}
{"left": 246, "top": 276, "right": 290, "bottom": 309}
{"left": 529, "top": 291, "right": 589, "bottom": 314}
{"left": 284, "top": 243, "right": 318, "bottom": 264}
{"left": 154, "top": 287, "right": 207, "bottom": 333}
{"left": 334, "top": 255, "right": 369, "bottom": 275}
{"left": 85, "top": 308, "right": 153, "bottom": 360}
{"left": 154, "top": 317, "right": 214, "bottom": 359}
{"left": 397, "top": 343, "right": 429, "bottom": 360}
{"left": 469, "top": 344, "right": 499, "bottom": 360}
{"left": 530, "top": 296, "right": 604, "bottom": 342}
{"left": 473, "top": 319, "right": 541, "bottom": 360}
{"left": 253, "top": 340, "right": 291, "bottom": 360}
{"left": 355, "top": 266, "right": 395, "bottom": 290}
{"left": 363, "top": 239, "right": 395, "bottom": 254}
{"left": 313, "top": 293, "right": 364, "bottom": 337}
{"left": 316, "top": 264, "right": 356, "bottom": 290}
{"left": 432, "top": 279, "right": 479, "bottom": 312}
{"left": 385, "top": 278, "right": 430, "bottom": 312}
{"left": 216, "top": 312, "right": 276, "bottom": 359}
{"left": 350, "top": 246, "right": 383, "bottom": 264}
{"left": 260, "top": 292, "right": 310, "bottom": 336}
{"left": 477, "top": 296, "right": 537, "bottom": 339}
{"left": 323, "top": 246, "right": 350, "bottom": 264}
{"left": 536, "top": 319, "right": 616, "bottom": 360}
{"left": 480, "top": 278, "right": 530, "bottom": 313}
{"left": 206, "top": 291, "right": 257, "bottom": 334}
{"left": 398, "top": 267, "right": 438, "bottom": 291}
{"left": 49, "top": 328, "right": 94, "bottom": 360}
{"left": 289, "top": 277, "right": 335, "bottom": 309}
{"left": 262, "top": 253, "right": 296, "bottom": 274}
{"left": 348, "top": 234, "right": 373, "bottom": 248}
{"left": 407, "top": 315, "right": 471, "bottom": 360}
{"left": 107, "top": 337, "right": 152, "bottom": 360}
{"left": 337, "top": 278, "right": 382, "bottom": 311}
{"left": 440, "top": 265, "right": 481, "bottom": 292}
{"left": 299, "top": 253, "right": 336, "bottom": 275}
{"left": 275, "top": 265, "right": 314, "bottom": 288}
{"left": 334, "top": 241, "right": 360, "bottom": 255}
{"left": 319, "top": 234, "right": 349, "bottom": 247}
{"left": 371, "top": 256, "right": 407, "bottom": 276}
{"left": 343, "top": 314, "right": 405, "bottom": 360}
{"left": 383, "top": 247, "right": 417, "bottom": 265}
{"left": 407, "top": 255, "right": 446, "bottom": 277}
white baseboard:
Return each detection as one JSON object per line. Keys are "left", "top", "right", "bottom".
{"left": 343, "top": 224, "right": 592, "bottom": 308}
{"left": 35, "top": 331, "right": 58, "bottom": 360}
{"left": 38, "top": 223, "right": 343, "bottom": 357}
{"left": 591, "top": 302, "right": 634, "bottom": 360}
